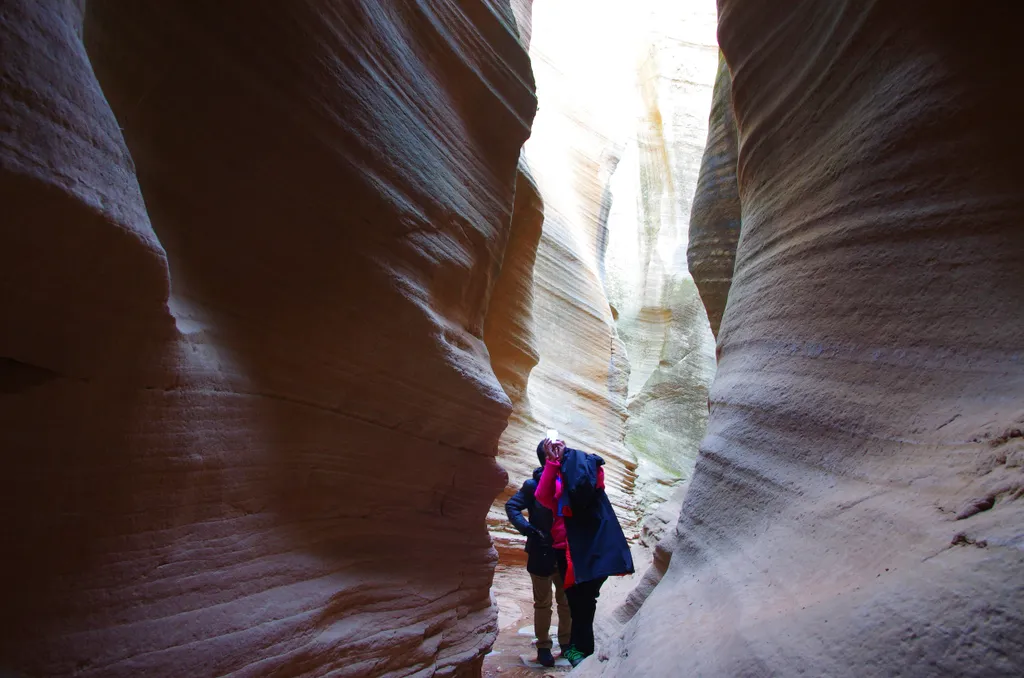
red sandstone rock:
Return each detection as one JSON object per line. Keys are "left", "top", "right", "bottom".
{"left": 0, "top": 1, "right": 534, "bottom": 675}
{"left": 583, "top": 2, "right": 1024, "bottom": 676}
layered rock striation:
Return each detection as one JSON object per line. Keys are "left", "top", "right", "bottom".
{"left": 686, "top": 53, "right": 740, "bottom": 339}
{"left": 0, "top": 1, "right": 535, "bottom": 676}
{"left": 484, "top": 159, "right": 546, "bottom": 547}
{"left": 491, "top": 0, "right": 720, "bottom": 540}
{"left": 584, "top": 1, "right": 1024, "bottom": 675}
{"left": 492, "top": 0, "right": 640, "bottom": 527}
{"left": 604, "top": 8, "right": 719, "bottom": 516}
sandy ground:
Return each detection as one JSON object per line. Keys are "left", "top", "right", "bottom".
{"left": 483, "top": 544, "right": 652, "bottom": 677}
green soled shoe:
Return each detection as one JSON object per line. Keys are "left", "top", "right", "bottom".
{"left": 563, "top": 646, "right": 586, "bottom": 668}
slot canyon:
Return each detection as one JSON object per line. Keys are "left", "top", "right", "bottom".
{"left": 0, "top": 2, "right": 1021, "bottom": 678}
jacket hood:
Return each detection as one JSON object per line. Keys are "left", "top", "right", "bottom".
{"left": 532, "top": 466, "right": 543, "bottom": 482}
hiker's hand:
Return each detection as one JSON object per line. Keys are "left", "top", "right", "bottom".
{"left": 543, "top": 438, "right": 557, "bottom": 461}
{"left": 544, "top": 438, "right": 564, "bottom": 462}
{"left": 530, "top": 527, "right": 550, "bottom": 545}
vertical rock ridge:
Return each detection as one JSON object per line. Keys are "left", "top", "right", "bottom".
{"left": 687, "top": 52, "right": 740, "bottom": 339}
{"left": 485, "top": 162, "right": 545, "bottom": 409}
{"left": 485, "top": 160, "right": 547, "bottom": 548}
{"left": 528, "top": 207, "right": 636, "bottom": 517}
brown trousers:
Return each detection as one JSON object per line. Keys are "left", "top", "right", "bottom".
{"left": 530, "top": 571, "right": 571, "bottom": 650}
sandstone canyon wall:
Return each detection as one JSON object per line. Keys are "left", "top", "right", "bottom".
{"left": 483, "top": 158, "right": 546, "bottom": 549}
{"left": 0, "top": 1, "right": 535, "bottom": 676}
{"left": 603, "top": 9, "right": 719, "bottom": 517}
{"left": 583, "top": 1, "right": 1024, "bottom": 676}
{"left": 521, "top": 0, "right": 636, "bottom": 514}
{"left": 489, "top": 0, "right": 720, "bottom": 547}
{"left": 687, "top": 52, "right": 740, "bottom": 338}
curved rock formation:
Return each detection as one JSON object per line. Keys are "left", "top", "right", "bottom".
{"left": 621, "top": 280, "right": 714, "bottom": 517}
{"left": 527, "top": 203, "right": 634, "bottom": 515}
{"left": 503, "top": 0, "right": 640, "bottom": 521}
{"left": 0, "top": 1, "right": 534, "bottom": 676}
{"left": 583, "top": 1, "right": 1024, "bottom": 676}
{"left": 484, "top": 160, "right": 546, "bottom": 547}
{"left": 604, "top": 15, "right": 719, "bottom": 516}
{"left": 686, "top": 53, "right": 740, "bottom": 339}
{"left": 492, "top": 0, "right": 720, "bottom": 531}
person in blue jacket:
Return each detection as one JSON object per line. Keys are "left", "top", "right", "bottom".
{"left": 536, "top": 436, "right": 633, "bottom": 667}
{"left": 504, "top": 444, "right": 571, "bottom": 667}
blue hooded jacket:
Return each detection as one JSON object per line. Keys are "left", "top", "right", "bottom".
{"left": 560, "top": 448, "right": 634, "bottom": 583}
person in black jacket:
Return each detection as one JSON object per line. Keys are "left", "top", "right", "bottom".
{"left": 504, "top": 446, "right": 572, "bottom": 667}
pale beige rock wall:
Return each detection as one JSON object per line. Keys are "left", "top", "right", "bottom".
{"left": 581, "top": 1, "right": 1024, "bottom": 675}
{"left": 492, "top": 0, "right": 720, "bottom": 535}
{"left": 498, "top": 0, "right": 641, "bottom": 526}
{"left": 603, "top": 4, "right": 719, "bottom": 515}
{"left": 0, "top": 1, "right": 534, "bottom": 676}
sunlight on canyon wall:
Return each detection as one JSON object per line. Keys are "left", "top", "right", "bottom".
{"left": 489, "top": 0, "right": 719, "bottom": 546}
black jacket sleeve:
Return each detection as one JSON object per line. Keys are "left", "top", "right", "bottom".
{"left": 504, "top": 479, "right": 536, "bottom": 537}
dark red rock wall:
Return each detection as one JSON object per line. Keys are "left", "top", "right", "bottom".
{"left": 586, "top": 1, "right": 1024, "bottom": 675}
{"left": 0, "top": 1, "right": 535, "bottom": 676}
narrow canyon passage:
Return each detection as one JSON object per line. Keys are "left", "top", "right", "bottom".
{"left": 483, "top": 0, "right": 719, "bottom": 673}
{"left": 1, "top": 1, "right": 1022, "bottom": 677}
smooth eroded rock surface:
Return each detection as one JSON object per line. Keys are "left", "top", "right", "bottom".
{"left": 581, "top": 2, "right": 1024, "bottom": 676}
{"left": 602, "top": 2, "right": 718, "bottom": 518}
{"left": 484, "top": 159, "right": 547, "bottom": 545}
{"left": 0, "top": 1, "right": 534, "bottom": 675}
{"left": 491, "top": 0, "right": 720, "bottom": 542}
{"left": 687, "top": 52, "right": 740, "bottom": 339}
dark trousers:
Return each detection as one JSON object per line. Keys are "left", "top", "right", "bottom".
{"left": 556, "top": 549, "right": 607, "bottom": 656}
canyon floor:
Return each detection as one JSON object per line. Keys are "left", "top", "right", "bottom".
{"left": 483, "top": 543, "right": 653, "bottom": 677}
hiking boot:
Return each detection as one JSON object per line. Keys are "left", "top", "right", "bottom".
{"left": 535, "top": 647, "right": 555, "bottom": 667}
{"left": 563, "top": 646, "right": 586, "bottom": 667}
